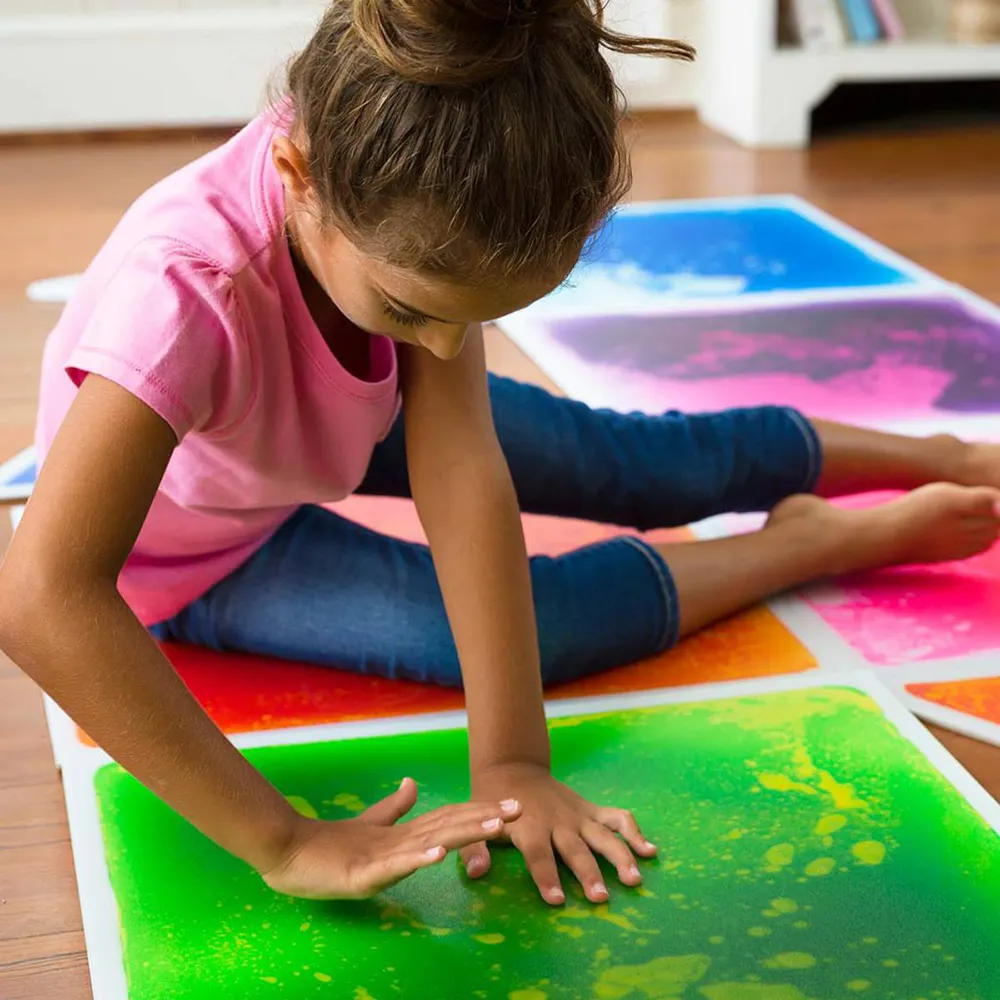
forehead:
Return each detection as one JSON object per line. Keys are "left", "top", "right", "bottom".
{"left": 367, "top": 255, "right": 567, "bottom": 324}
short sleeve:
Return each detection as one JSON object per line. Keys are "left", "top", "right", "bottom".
{"left": 66, "top": 237, "right": 243, "bottom": 440}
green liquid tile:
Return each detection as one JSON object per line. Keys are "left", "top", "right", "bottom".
{"left": 95, "top": 686, "right": 1000, "bottom": 999}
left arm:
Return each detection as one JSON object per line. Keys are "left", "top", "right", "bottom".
{"left": 402, "top": 329, "right": 655, "bottom": 905}
{"left": 401, "top": 328, "right": 548, "bottom": 773}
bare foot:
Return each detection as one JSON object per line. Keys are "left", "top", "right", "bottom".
{"left": 766, "top": 484, "right": 1000, "bottom": 576}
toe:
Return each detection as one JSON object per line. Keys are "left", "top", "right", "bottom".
{"left": 967, "top": 491, "right": 1000, "bottom": 521}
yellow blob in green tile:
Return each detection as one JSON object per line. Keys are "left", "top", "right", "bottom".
{"left": 757, "top": 773, "right": 817, "bottom": 797}
{"left": 94, "top": 686, "right": 1000, "bottom": 998}
{"left": 701, "top": 987, "right": 815, "bottom": 999}
{"left": 804, "top": 857, "right": 836, "bottom": 878}
{"left": 285, "top": 795, "right": 318, "bottom": 820}
{"left": 329, "top": 793, "right": 365, "bottom": 814}
{"left": 593, "top": 954, "right": 709, "bottom": 999}
{"left": 764, "top": 843, "right": 795, "bottom": 868}
{"left": 851, "top": 840, "right": 886, "bottom": 866}
{"left": 813, "top": 815, "right": 846, "bottom": 838}
{"left": 762, "top": 952, "right": 817, "bottom": 970}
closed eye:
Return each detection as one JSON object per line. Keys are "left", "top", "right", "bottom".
{"left": 382, "top": 300, "right": 429, "bottom": 329}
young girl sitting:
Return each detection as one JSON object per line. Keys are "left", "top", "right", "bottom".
{"left": 3, "top": 0, "right": 999, "bottom": 910}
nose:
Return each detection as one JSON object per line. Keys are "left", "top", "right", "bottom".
{"left": 418, "top": 325, "right": 468, "bottom": 361}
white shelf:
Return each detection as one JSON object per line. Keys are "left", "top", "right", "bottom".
{"left": 697, "top": 0, "right": 1000, "bottom": 148}
{"left": 775, "top": 38, "right": 1000, "bottom": 79}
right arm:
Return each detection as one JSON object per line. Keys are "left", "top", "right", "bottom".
{"left": 0, "top": 375, "right": 515, "bottom": 896}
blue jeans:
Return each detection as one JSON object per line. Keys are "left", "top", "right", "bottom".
{"left": 151, "top": 376, "right": 820, "bottom": 686}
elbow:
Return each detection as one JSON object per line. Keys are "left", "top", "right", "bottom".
{"left": 0, "top": 555, "right": 72, "bottom": 662}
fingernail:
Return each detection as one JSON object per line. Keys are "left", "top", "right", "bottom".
{"left": 548, "top": 888, "right": 565, "bottom": 903}
{"left": 482, "top": 817, "right": 503, "bottom": 832}
{"left": 465, "top": 858, "right": 485, "bottom": 875}
{"left": 424, "top": 846, "right": 444, "bottom": 861}
{"left": 499, "top": 799, "right": 519, "bottom": 814}
{"left": 628, "top": 866, "right": 642, "bottom": 880}
{"left": 592, "top": 883, "right": 608, "bottom": 898}
{"left": 644, "top": 840, "right": 657, "bottom": 852}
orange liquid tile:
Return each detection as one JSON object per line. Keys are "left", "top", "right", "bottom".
{"left": 907, "top": 677, "right": 1000, "bottom": 725}
{"left": 554, "top": 603, "right": 816, "bottom": 699}
{"left": 77, "top": 502, "right": 815, "bottom": 744}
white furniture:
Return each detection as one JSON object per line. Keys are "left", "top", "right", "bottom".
{"left": 0, "top": 6, "right": 322, "bottom": 133}
{"left": 697, "top": 0, "right": 1000, "bottom": 147}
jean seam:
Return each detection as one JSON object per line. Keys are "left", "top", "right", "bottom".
{"left": 784, "top": 408, "right": 822, "bottom": 494}
{"left": 617, "top": 535, "right": 679, "bottom": 654}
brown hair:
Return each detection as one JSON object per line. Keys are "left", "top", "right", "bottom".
{"left": 285, "top": 0, "right": 694, "bottom": 284}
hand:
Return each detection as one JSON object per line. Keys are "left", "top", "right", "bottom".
{"left": 260, "top": 777, "right": 521, "bottom": 900}
{"left": 461, "top": 762, "right": 657, "bottom": 906}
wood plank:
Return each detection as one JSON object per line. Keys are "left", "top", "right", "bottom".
{"left": 0, "top": 840, "right": 83, "bottom": 942}
{"left": 0, "top": 931, "right": 90, "bottom": 1000}
{"left": 0, "top": 677, "right": 56, "bottom": 790}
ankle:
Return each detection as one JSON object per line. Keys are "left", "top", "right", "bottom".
{"left": 764, "top": 496, "right": 851, "bottom": 572}
{"left": 924, "top": 433, "right": 969, "bottom": 485}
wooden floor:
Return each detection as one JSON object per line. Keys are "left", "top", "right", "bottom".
{"left": 2, "top": 113, "right": 1000, "bottom": 999}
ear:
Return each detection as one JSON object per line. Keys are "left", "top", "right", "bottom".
{"left": 271, "top": 135, "right": 314, "bottom": 206}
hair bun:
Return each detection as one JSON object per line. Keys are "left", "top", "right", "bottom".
{"left": 351, "top": 0, "right": 589, "bottom": 85}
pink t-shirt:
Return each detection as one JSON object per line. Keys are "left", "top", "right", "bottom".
{"left": 36, "top": 112, "right": 400, "bottom": 626}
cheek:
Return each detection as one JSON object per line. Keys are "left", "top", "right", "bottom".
{"left": 319, "top": 268, "right": 389, "bottom": 333}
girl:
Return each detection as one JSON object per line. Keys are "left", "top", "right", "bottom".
{"left": 3, "top": 0, "right": 999, "bottom": 910}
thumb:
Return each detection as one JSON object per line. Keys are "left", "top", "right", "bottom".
{"left": 361, "top": 777, "right": 419, "bottom": 826}
{"left": 460, "top": 841, "right": 492, "bottom": 880}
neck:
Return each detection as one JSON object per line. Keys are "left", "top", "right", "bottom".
{"left": 284, "top": 216, "right": 376, "bottom": 381}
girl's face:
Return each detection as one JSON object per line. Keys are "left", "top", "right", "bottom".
{"left": 273, "top": 137, "right": 566, "bottom": 361}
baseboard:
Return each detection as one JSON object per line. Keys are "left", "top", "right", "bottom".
{"left": 0, "top": 7, "right": 698, "bottom": 134}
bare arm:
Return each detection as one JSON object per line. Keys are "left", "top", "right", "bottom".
{"left": 401, "top": 332, "right": 656, "bottom": 905}
{"left": 0, "top": 375, "right": 512, "bottom": 898}
{"left": 401, "top": 330, "right": 549, "bottom": 774}
{"left": 0, "top": 376, "right": 301, "bottom": 869}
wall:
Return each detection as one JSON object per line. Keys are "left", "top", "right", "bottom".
{"left": 0, "top": 0, "right": 702, "bottom": 133}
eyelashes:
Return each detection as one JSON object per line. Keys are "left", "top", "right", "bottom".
{"left": 381, "top": 300, "right": 429, "bottom": 329}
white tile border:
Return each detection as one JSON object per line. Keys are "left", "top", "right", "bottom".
{"left": 0, "top": 445, "right": 35, "bottom": 504}
{"left": 26, "top": 273, "right": 82, "bottom": 305}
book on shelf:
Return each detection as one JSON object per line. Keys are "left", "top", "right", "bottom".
{"left": 777, "top": 0, "right": 800, "bottom": 47}
{"left": 870, "top": 0, "right": 906, "bottom": 40}
{"left": 787, "top": 0, "right": 849, "bottom": 47}
{"left": 838, "top": 0, "right": 884, "bottom": 43}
